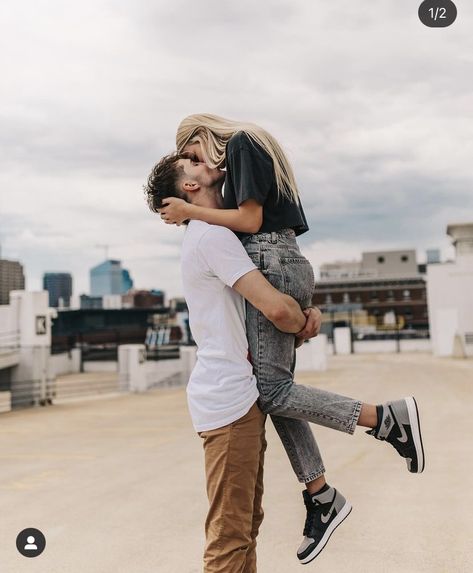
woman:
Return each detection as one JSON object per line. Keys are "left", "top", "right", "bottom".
{"left": 160, "top": 114, "right": 424, "bottom": 564}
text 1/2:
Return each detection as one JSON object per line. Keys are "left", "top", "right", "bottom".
{"left": 429, "top": 7, "right": 446, "bottom": 21}
{"left": 418, "top": 1, "right": 457, "bottom": 27}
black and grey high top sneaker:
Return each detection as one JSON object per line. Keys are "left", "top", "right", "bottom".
{"left": 366, "top": 396, "right": 425, "bottom": 473}
{"left": 297, "top": 484, "right": 352, "bottom": 565}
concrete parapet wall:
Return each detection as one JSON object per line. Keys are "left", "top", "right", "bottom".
{"left": 83, "top": 361, "right": 118, "bottom": 373}
{"left": 353, "top": 339, "right": 432, "bottom": 354}
{"left": 49, "top": 349, "right": 81, "bottom": 377}
{"left": 119, "top": 344, "right": 197, "bottom": 393}
{"left": 0, "top": 390, "right": 11, "bottom": 413}
{"left": 0, "top": 305, "right": 20, "bottom": 352}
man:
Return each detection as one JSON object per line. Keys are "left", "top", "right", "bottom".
{"left": 144, "top": 153, "right": 320, "bottom": 572}
{"left": 145, "top": 152, "right": 425, "bottom": 568}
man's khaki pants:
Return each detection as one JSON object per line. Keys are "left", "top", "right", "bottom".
{"left": 199, "top": 402, "right": 267, "bottom": 573}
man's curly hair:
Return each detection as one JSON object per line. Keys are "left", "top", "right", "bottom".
{"left": 144, "top": 153, "right": 189, "bottom": 213}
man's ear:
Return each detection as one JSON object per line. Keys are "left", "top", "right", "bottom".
{"left": 182, "top": 180, "right": 200, "bottom": 193}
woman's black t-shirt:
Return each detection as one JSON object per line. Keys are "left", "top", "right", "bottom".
{"left": 223, "top": 131, "right": 309, "bottom": 238}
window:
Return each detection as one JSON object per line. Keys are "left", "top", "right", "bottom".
{"left": 404, "top": 309, "right": 413, "bottom": 320}
{"left": 403, "top": 289, "right": 411, "bottom": 300}
{"left": 387, "top": 289, "right": 394, "bottom": 301}
{"left": 343, "top": 292, "right": 350, "bottom": 303}
{"left": 325, "top": 294, "right": 332, "bottom": 304}
{"left": 377, "top": 256, "right": 385, "bottom": 263}
{"left": 401, "top": 255, "right": 409, "bottom": 262}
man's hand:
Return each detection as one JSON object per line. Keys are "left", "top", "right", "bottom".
{"left": 159, "top": 197, "right": 191, "bottom": 225}
{"left": 295, "top": 307, "right": 322, "bottom": 348}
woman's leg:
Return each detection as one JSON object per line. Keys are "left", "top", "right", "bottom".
{"left": 244, "top": 231, "right": 356, "bottom": 561}
{"left": 245, "top": 234, "right": 363, "bottom": 437}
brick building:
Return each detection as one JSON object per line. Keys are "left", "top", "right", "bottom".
{"left": 313, "top": 250, "right": 429, "bottom": 330}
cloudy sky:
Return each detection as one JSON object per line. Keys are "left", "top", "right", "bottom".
{"left": 1, "top": 0, "right": 472, "bottom": 299}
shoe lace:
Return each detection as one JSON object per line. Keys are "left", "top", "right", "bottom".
{"left": 303, "top": 513, "right": 317, "bottom": 536}
{"left": 303, "top": 496, "right": 320, "bottom": 536}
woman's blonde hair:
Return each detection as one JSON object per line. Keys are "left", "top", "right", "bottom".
{"left": 176, "top": 113, "right": 300, "bottom": 203}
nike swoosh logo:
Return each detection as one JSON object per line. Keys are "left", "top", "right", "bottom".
{"left": 389, "top": 406, "right": 409, "bottom": 444}
{"left": 321, "top": 506, "right": 335, "bottom": 523}
{"left": 397, "top": 424, "right": 409, "bottom": 443}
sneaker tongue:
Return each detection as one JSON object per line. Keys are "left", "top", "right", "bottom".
{"left": 379, "top": 406, "right": 395, "bottom": 439}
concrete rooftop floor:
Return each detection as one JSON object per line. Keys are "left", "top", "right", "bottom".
{"left": 1, "top": 353, "right": 472, "bottom": 573}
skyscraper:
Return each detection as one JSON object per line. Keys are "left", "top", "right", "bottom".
{"left": 43, "top": 272, "right": 73, "bottom": 307}
{"left": 0, "top": 259, "right": 25, "bottom": 304}
{"left": 90, "top": 260, "right": 133, "bottom": 296}
{"left": 121, "top": 268, "right": 133, "bottom": 292}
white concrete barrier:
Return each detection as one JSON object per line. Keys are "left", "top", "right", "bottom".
{"left": 334, "top": 327, "right": 352, "bottom": 355}
{"left": 9, "top": 291, "right": 55, "bottom": 408}
{"left": 118, "top": 344, "right": 147, "bottom": 392}
{"left": 180, "top": 345, "right": 197, "bottom": 379}
{"left": 0, "top": 305, "right": 19, "bottom": 355}
{"left": 0, "top": 391, "right": 11, "bottom": 413}
{"left": 435, "top": 308, "right": 459, "bottom": 357}
{"left": 295, "top": 335, "right": 328, "bottom": 372}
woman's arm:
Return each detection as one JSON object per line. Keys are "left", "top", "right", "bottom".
{"left": 161, "top": 197, "right": 263, "bottom": 234}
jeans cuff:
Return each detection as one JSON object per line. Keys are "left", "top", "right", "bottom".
{"left": 298, "top": 466, "right": 326, "bottom": 484}
{"left": 346, "top": 400, "right": 363, "bottom": 435}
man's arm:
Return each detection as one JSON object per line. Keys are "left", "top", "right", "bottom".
{"left": 195, "top": 226, "right": 306, "bottom": 333}
{"left": 233, "top": 269, "right": 306, "bottom": 333}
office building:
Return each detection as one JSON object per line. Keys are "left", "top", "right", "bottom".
{"left": 79, "top": 295, "right": 103, "bottom": 310}
{"left": 0, "top": 259, "right": 25, "bottom": 305}
{"left": 43, "top": 272, "right": 72, "bottom": 307}
{"left": 122, "top": 289, "right": 165, "bottom": 309}
{"left": 313, "top": 249, "right": 428, "bottom": 330}
{"left": 90, "top": 260, "right": 134, "bottom": 296}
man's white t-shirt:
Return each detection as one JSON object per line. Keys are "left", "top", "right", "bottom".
{"left": 181, "top": 220, "right": 259, "bottom": 432}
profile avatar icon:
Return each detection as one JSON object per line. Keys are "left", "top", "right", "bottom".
{"left": 24, "top": 535, "right": 38, "bottom": 550}
{"left": 16, "top": 528, "right": 46, "bottom": 557}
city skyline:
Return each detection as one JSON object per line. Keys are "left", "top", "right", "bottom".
{"left": 1, "top": 1, "right": 472, "bottom": 297}
{"left": 0, "top": 241, "right": 453, "bottom": 301}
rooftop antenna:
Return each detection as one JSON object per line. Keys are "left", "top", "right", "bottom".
{"left": 95, "top": 244, "right": 110, "bottom": 261}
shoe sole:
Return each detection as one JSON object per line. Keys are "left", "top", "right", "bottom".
{"left": 404, "top": 396, "right": 425, "bottom": 473}
{"left": 298, "top": 501, "right": 352, "bottom": 565}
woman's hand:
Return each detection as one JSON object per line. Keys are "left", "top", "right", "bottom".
{"left": 159, "top": 197, "right": 191, "bottom": 225}
{"left": 295, "top": 307, "right": 322, "bottom": 348}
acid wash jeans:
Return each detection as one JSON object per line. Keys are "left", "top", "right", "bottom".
{"left": 242, "top": 229, "right": 362, "bottom": 483}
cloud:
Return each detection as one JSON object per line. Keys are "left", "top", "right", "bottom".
{"left": 1, "top": 0, "right": 472, "bottom": 297}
